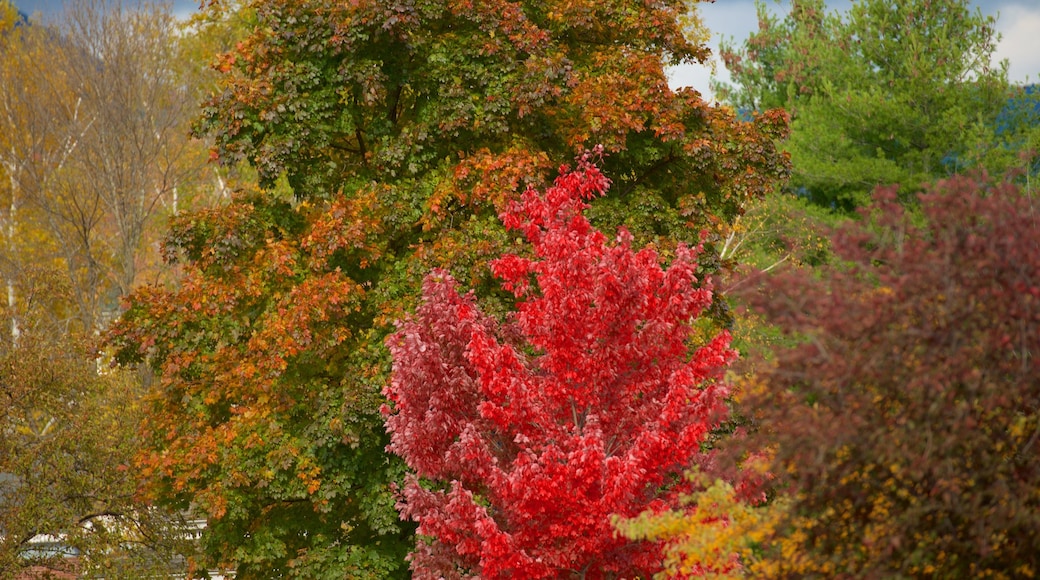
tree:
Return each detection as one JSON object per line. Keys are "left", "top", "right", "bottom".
{"left": 196, "top": 0, "right": 789, "bottom": 240}
{"left": 383, "top": 159, "right": 735, "bottom": 579}
{"left": 111, "top": 0, "right": 789, "bottom": 575}
{"left": 0, "top": 267, "right": 198, "bottom": 579}
{"left": 0, "top": 0, "right": 67, "bottom": 343}
{"left": 112, "top": 185, "right": 416, "bottom": 578}
{"left": 729, "top": 175, "right": 1040, "bottom": 577}
{"left": 615, "top": 470, "right": 785, "bottom": 579}
{"left": 713, "top": 0, "right": 829, "bottom": 114}
{"left": 0, "top": 2, "right": 225, "bottom": 576}
{"left": 0, "top": 0, "right": 208, "bottom": 333}
{"left": 717, "top": 0, "right": 1028, "bottom": 209}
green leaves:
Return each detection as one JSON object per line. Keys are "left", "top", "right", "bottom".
{"left": 114, "top": 1, "right": 789, "bottom": 576}
{"left": 720, "top": 0, "right": 1023, "bottom": 210}
{"left": 198, "top": 0, "right": 787, "bottom": 234}
{"left": 109, "top": 189, "right": 412, "bottom": 578}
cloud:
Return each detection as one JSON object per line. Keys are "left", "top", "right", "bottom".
{"left": 667, "top": 0, "right": 767, "bottom": 100}
{"left": 991, "top": 2, "right": 1040, "bottom": 84}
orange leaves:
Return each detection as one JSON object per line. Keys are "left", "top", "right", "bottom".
{"left": 247, "top": 271, "right": 362, "bottom": 369}
{"left": 136, "top": 0, "right": 793, "bottom": 574}
{"left": 447, "top": 0, "right": 549, "bottom": 54}
{"left": 563, "top": 50, "right": 677, "bottom": 150}
{"left": 108, "top": 186, "right": 404, "bottom": 573}
{"left": 254, "top": 238, "right": 298, "bottom": 277}
{"left": 296, "top": 457, "right": 323, "bottom": 495}
{"left": 302, "top": 186, "right": 386, "bottom": 268}
{"left": 443, "top": 146, "right": 554, "bottom": 215}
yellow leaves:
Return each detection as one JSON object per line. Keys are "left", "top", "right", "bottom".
{"left": 1016, "top": 564, "right": 1037, "bottom": 578}
{"left": 617, "top": 471, "right": 789, "bottom": 579}
{"left": 678, "top": 1, "right": 712, "bottom": 52}
{"left": 0, "top": 0, "right": 18, "bottom": 33}
{"left": 1010, "top": 413, "right": 1036, "bottom": 443}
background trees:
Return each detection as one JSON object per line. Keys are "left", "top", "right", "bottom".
{"left": 110, "top": 0, "right": 788, "bottom": 576}
{"left": 0, "top": 268, "right": 198, "bottom": 579}
{"left": 729, "top": 176, "right": 1040, "bottom": 577}
{"left": 614, "top": 173, "right": 1040, "bottom": 579}
{"left": 5, "top": 0, "right": 1034, "bottom": 577}
{"left": 0, "top": 1, "right": 220, "bottom": 576}
{"left": 0, "top": 0, "right": 210, "bottom": 332}
{"left": 5, "top": 0, "right": 1040, "bottom": 577}
{"left": 606, "top": 2, "right": 1040, "bottom": 577}
{"left": 717, "top": 0, "right": 1036, "bottom": 209}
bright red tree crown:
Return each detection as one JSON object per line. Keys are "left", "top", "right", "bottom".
{"left": 384, "top": 158, "right": 736, "bottom": 579}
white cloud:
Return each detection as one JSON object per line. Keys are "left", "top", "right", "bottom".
{"left": 667, "top": 0, "right": 767, "bottom": 100}
{"left": 991, "top": 2, "right": 1040, "bottom": 84}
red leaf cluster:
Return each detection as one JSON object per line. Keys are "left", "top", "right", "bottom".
{"left": 384, "top": 159, "right": 735, "bottom": 579}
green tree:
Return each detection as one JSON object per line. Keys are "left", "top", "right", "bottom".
{"left": 718, "top": 0, "right": 1030, "bottom": 209}
{"left": 714, "top": 0, "right": 830, "bottom": 114}
{"left": 110, "top": 0, "right": 789, "bottom": 577}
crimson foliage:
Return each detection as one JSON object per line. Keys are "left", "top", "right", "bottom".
{"left": 383, "top": 159, "right": 735, "bottom": 579}
{"left": 737, "top": 175, "right": 1040, "bottom": 577}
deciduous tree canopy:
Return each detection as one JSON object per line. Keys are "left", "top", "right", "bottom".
{"left": 0, "top": 268, "right": 197, "bottom": 579}
{"left": 717, "top": 0, "right": 1035, "bottom": 209}
{"left": 111, "top": 0, "right": 788, "bottom": 576}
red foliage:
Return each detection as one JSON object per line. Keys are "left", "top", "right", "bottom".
{"left": 734, "top": 175, "right": 1040, "bottom": 576}
{"left": 383, "top": 159, "right": 736, "bottom": 579}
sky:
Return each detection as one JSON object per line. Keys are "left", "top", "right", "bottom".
{"left": 12, "top": 0, "right": 1040, "bottom": 100}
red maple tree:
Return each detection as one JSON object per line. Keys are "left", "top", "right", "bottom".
{"left": 383, "top": 157, "right": 736, "bottom": 579}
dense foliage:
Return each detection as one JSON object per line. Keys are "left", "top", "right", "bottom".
{"left": 9, "top": 0, "right": 1035, "bottom": 577}
{"left": 198, "top": 0, "right": 788, "bottom": 237}
{"left": 0, "top": 1, "right": 213, "bottom": 576}
{"left": 384, "top": 159, "right": 734, "bottom": 579}
{"left": 731, "top": 175, "right": 1040, "bottom": 577}
{"left": 110, "top": 186, "right": 414, "bottom": 578}
{"left": 0, "top": 0, "right": 209, "bottom": 332}
{"left": 110, "top": 0, "right": 788, "bottom": 575}
{"left": 0, "top": 269, "right": 197, "bottom": 579}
